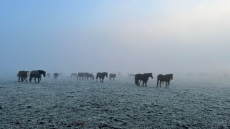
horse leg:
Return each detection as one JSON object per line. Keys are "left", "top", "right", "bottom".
{"left": 21, "top": 77, "right": 23, "bottom": 82}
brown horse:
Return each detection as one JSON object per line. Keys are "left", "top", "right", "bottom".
{"left": 17, "top": 71, "right": 30, "bottom": 82}
{"left": 96, "top": 72, "right": 108, "bottom": 83}
{"left": 53, "top": 73, "right": 59, "bottom": 79}
{"left": 135, "top": 73, "right": 153, "bottom": 87}
{"left": 29, "top": 70, "right": 46, "bottom": 83}
{"left": 109, "top": 73, "right": 116, "bottom": 81}
{"left": 77, "top": 72, "right": 85, "bottom": 80}
{"left": 157, "top": 74, "right": 173, "bottom": 88}
{"left": 71, "top": 73, "right": 77, "bottom": 77}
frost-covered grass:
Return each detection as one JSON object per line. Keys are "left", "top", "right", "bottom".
{"left": 0, "top": 76, "right": 230, "bottom": 128}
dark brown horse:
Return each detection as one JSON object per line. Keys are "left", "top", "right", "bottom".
{"left": 77, "top": 72, "right": 85, "bottom": 80}
{"left": 29, "top": 70, "right": 46, "bottom": 83}
{"left": 17, "top": 71, "right": 30, "bottom": 82}
{"left": 96, "top": 72, "right": 108, "bottom": 83}
{"left": 53, "top": 73, "right": 59, "bottom": 79}
{"left": 135, "top": 73, "right": 153, "bottom": 87}
{"left": 47, "top": 73, "right": 50, "bottom": 78}
{"left": 71, "top": 73, "right": 77, "bottom": 77}
{"left": 109, "top": 73, "right": 116, "bottom": 81}
{"left": 85, "top": 73, "right": 94, "bottom": 80}
{"left": 157, "top": 74, "right": 173, "bottom": 88}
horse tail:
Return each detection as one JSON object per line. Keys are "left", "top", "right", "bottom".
{"left": 135, "top": 75, "right": 139, "bottom": 86}
{"left": 96, "top": 74, "right": 98, "bottom": 79}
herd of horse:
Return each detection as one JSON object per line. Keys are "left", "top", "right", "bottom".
{"left": 16, "top": 70, "right": 173, "bottom": 87}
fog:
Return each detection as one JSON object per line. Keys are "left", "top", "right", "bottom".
{"left": 1, "top": 0, "right": 230, "bottom": 77}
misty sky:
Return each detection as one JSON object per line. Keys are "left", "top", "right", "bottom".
{"left": 1, "top": 0, "right": 230, "bottom": 75}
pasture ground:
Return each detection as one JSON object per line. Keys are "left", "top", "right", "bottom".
{"left": 0, "top": 75, "right": 230, "bottom": 128}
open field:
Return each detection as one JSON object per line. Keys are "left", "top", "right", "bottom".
{"left": 0, "top": 75, "right": 230, "bottom": 128}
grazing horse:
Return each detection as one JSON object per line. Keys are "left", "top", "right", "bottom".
{"left": 47, "top": 73, "right": 50, "bottom": 78}
{"left": 17, "top": 71, "right": 30, "bottom": 82}
{"left": 157, "top": 74, "right": 173, "bottom": 88}
{"left": 85, "top": 73, "right": 94, "bottom": 80}
{"left": 77, "top": 72, "right": 85, "bottom": 80}
{"left": 53, "top": 73, "right": 59, "bottom": 79}
{"left": 135, "top": 73, "right": 153, "bottom": 87}
{"left": 84, "top": 73, "right": 90, "bottom": 79}
{"left": 109, "top": 73, "right": 116, "bottom": 81}
{"left": 29, "top": 70, "right": 46, "bottom": 83}
{"left": 96, "top": 72, "right": 108, "bottom": 83}
{"left": 71, "top": 73, "right": 77, "bottom": 77}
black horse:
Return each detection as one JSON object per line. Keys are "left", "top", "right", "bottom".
{"left": 29, "top": 70, "right": 46, "bottom": 83}
{"left": 157, "top": 74, "right": 173, "bottom": 88}
{"left": 96, "top": 72, "right": 108, "bottom": 83}
{"left": 85, "top": 73, "right": 94, "bottom": 80}
{"left": 109, "top": 73, "right": 116, "bottom": 81}
{"left": 135, "top": 73, "right": 153, "bottom": 87}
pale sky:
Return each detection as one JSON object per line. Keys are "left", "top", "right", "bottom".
{"left": 1, "top": 0, "right": 230, "bottom": 75}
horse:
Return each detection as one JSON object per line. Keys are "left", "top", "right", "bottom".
{"left": 71, "top": 73, "right": 77, "bottom": 77}
{"left": 160, "top": 74, "right": 173, "bottom": 85}
{"left": 96, "top": 72, "right": 108, "bottom": 83}
{"left": 29, "top": 70, "right": 46, "bottom": 83}
{"left": 157, "top": 74, "right": 173, "bottom": 88}
{"left": 118, "top": 73, "right": 121, "bottom": 76}
{"left": 109, "top": 73, "right": 116, "bottom": 81}
{"left": 129, "top": 74, "right": 135, "bottom": 78}
{"left": 85, "top": 73, "right": 94, "bottom": 80}
{"left": 59, "top": 72, "right": 62, "bottom": 76}
{"left": 77, "top": 72, "right": 85, "bottom": 80}
{"left": 84, "top": 73, "right": 90, "bottom": 79}
{"left": 135, "top": 73, "right": 153, "bottom": 87}
{"left": 47, "top": 73, "right": 50, "bottom": 78}
{"left": 17, "top": 71, "right": 30, "bottom": 82}
{"left": 53, "top": 73, "right": 59, "bottom": 79}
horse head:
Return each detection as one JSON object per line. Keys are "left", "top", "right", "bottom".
{"left": 39, "top": 70, "right": 46, "bottom": 77}
{"left": 105, "top": 72, "right": 108, "bottom": 78}
{"left": 150, "top": 73, "right": 153, "bottom": 79}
